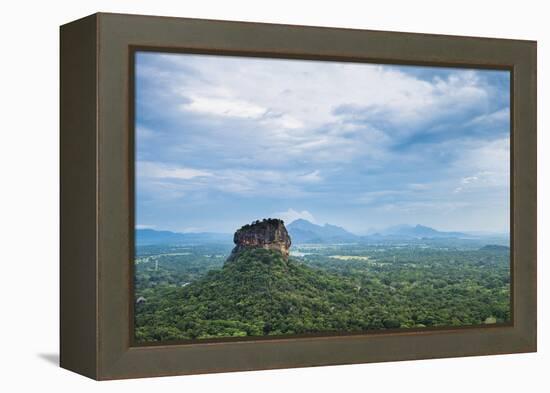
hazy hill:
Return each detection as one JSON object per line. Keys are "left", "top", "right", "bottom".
{"left": 376, "top": 224, "right": 468, "bottom": 239}
{"left": 136, "top": 228, "right": 232, "bottom": 246}
{"left": 136, "top": 221, "right": 493, "bottom": 247}
{"left": 287, "top": 219, "right": 359, "bottom": 244}
{"left": 286, "top": 220, "right": 472, "bottom": 243}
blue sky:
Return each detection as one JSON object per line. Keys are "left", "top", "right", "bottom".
{"left": 135, "top": 52, "right": 510, "bottom": 235}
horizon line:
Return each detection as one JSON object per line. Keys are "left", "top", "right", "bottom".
{"left": 136, "top": 219, "right": 510, "bottom": 237}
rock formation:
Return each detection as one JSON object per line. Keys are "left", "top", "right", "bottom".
{"left": 227, "top": 218, "right": 291, "bottom": 261}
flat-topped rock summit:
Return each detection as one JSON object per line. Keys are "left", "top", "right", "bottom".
{"left": 228, "top": 218, "right": 291, "bottom": 262}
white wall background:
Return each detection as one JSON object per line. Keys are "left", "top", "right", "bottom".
{"left": 0, "top": 0, "right": 546, "bottom": 390}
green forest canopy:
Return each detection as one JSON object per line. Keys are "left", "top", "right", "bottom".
{"left": 135, "top": 245, "right": 510, "bottom": 342}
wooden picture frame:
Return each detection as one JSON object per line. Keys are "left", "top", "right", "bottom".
{"left": 60, "top": 12, "right": 537, "bottom": 380}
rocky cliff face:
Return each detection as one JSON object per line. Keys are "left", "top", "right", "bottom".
{"left": 228, "top": 218, "right": 291, "bottom": 262}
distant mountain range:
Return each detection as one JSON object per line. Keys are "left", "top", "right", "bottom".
{"left": 286, "top": 220, "right": 475, "bottom": 244}
{"left": 286, "top": 219, "right": 359, "bottom": 243}
{"left": 136, "top": 229, "right": 232, "bottom": 246}
{"left": 375, "top": 224, "right": 468, "bottom": 239}
{"left": 136, "top": 220, "right": 503, "bottom": 246}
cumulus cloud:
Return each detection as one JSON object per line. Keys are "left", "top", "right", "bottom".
{"left": 135, "top": 52, "right": 510, "bottom": 232}
{"left": 182, "top": 95, "right": 267, "bottom": 119}
{"left": 137, "top": 162, "right": 323, "bottom": 199}
{"left": 137, "top": 161, "right": 212, "bottom": 180}
{"left": 137, "top": 53, "right": 500, "bottom": 169}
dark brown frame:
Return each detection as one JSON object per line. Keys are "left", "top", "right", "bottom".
{"left": 60, "top": 12, "right": 537, "bottom": 380}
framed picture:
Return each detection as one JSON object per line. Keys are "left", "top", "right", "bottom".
{"left": 60, "top": 13, "right": 537, "bottom": 380}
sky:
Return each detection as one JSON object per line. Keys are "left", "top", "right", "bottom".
{"left": 135, "top": 51, "right": 510, "bottom": 235}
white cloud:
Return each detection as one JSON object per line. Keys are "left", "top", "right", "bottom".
{"left": 356, "top": 184, "right": 433, "bottom": 205}
{"left": 356, "top": 190, "right": 407, "bottom": 205}
{"left": 203, "top": 58, "right": 478, "bottom": 133}
{"left": 136, "top": 126, "right": 156, "bottom": 140}
{"left": 273, "top": 208, "right": 316, "bottom": 224}
{"left": 147, "top": 53, "right": 493, "bottom": 167}
{"left": 136, "top": 224, "right": 156, "bottom": 229}
{"left": 182, "top": 95, "right": 267, "bottom": 119}
{"left": 137, "top": 161, "right": 212, "bottom": 180}
{"left": 454, "top": 137, "right": 510, "bottom": 189}
{"left": 454, "top": 171, "right": 500, "bottom": 193}
{"left": 182, "top": 94, "right": 305, "bottom": 129}
{"left": 380, "top": 201, "right": 471, "bottom": 213}
{"left": 135, "top": 53, "right": 510, "bottom": 232}
{"left": 296, "top": 170, "right": 322, "bottom": 183}
{"left": 408, "top": 183, "right": 431, "bottom": 191}
{"left": 466, "top": 138, "right": 510, "bottom": 173}
{"left": 467, "top": 107, "right": 509, "bottom": 126}
{"left": 210, "top": 168, "right": 321, "bottom": 197}
{"left": 137, "top": 180, "right": 187, "bottom": 201}
{"left": 137, "top": 163, "right": 323, "bottom": 199}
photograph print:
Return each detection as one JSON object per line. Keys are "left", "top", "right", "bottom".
{"left": 133, "top": 51, "right": 511, "bottom": 343}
